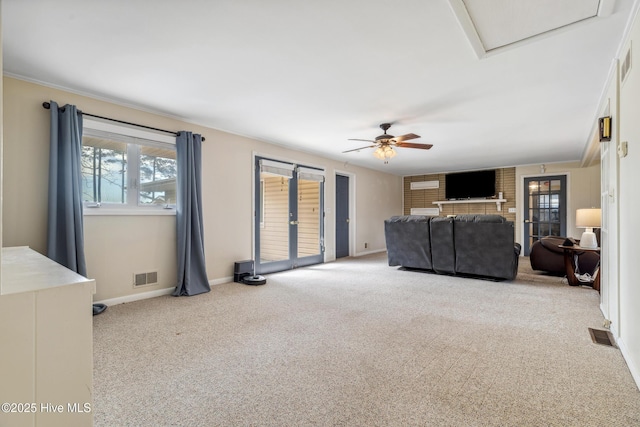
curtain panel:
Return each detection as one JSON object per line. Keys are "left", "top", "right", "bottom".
{"left": 46, "top": 101, "right": 87, "bottom": 277}
{"left": 174, "top": 131, "right": 210, "bottom": 296}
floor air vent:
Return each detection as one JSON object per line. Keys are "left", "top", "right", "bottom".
{"left": 588, "top": 328, "right": 616, "bottom": 347}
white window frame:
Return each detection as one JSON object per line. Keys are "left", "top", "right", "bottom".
{"left": 82, "top": 118, "right": 177, "bottom": 216}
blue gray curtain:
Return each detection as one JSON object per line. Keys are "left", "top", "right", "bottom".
{"left": 47, "top": 101, "right": 87, "bottom": 277}
{"left": 173, "top": 131, "right": 210, "bottom": 296}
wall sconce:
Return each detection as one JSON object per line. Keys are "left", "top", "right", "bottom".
{"left": 540, "top": 164, "right": 546, "bottom": 173}
{"left": 599, "top": 116, "right": 612, "bottom": 142}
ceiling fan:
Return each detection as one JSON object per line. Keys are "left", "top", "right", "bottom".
{"left": 343, "top": 123, "right": 433, "bottom": 163}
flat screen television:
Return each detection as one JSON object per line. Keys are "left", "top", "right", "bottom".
{"left": 445, "top": 170, "right": 496, "bottom": 200}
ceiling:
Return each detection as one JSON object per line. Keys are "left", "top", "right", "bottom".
{"left": 2, "top": 0, "right": 635, "bottom": 175}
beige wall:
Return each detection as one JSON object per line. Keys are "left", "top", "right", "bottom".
{"left": 2, "top": 77, "right": 402, "bottom": 301}
{"left": 515, "top": 162, "right": 600, "bottom": 245}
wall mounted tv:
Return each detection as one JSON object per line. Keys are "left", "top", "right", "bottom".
{"left": 445, "top": 170, "right": 496, "bottom": 200}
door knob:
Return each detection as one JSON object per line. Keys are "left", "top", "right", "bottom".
{"left": 346, "top": 218, "right": 350, "bottom": 223}
{"left": 289, "top": 220, "right": 299, "bottom": 225}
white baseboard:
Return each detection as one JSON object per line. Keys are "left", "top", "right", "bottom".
{"left": 94, "top": 276, "right": 234, "bottom": 307}
{"left": 94, "top": 287, "right": 175, "bottom": 307}
{"left": 615, "top": 337, "right": 640, "bottom": 390}
{"left": 354, "top": 249, "right": 386, "bottom": 257}
{"left": 211, "top": 276, "right": 233, "bottom": 286}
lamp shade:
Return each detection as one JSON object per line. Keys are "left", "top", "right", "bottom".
{"left": 576, "top": 208, "right": 601, "bottom": 228}
{"left": 576, "top": 208, "right": 601, "bottom": 248}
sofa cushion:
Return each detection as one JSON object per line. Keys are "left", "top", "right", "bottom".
{"left": 429, "top": 217, "right": 456, "bottom": 274}
{"left": 453, "top": 214, "right": 507, "bottom": 223}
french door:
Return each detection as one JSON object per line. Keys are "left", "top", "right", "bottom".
{"left": 523, "top": 175, "right": 567, "bottom": 255}
{"left": 255, "top": 157, "right": 325, "bottom": 274}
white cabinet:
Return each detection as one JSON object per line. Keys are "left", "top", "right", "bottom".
{"left": 0, "top": 247, "right": 95, "bottom": 427}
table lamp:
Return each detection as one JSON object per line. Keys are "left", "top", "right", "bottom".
{"left": 576, "top": 208, "right": 601, "bottom": 249}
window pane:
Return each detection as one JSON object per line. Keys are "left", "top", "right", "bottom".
{"left": 82, "top": 136, "right": 127, "bottom": 203}
{"left": 531, "top": 196, "right": 539, "bottom": 209}
{"left": 531, "top": 209, "right": 540, "bottom": 222}
{"left": 539, "top": 209, "right": 549, "bottom": 222}
{"left": 139, "top": 145, "right": 177, "bottom": 205}
{"left": 539, "top": 194, "right": 550, "bottom": 208}
{"left": 539, "top": 223, "right": 549, "bottom": 235}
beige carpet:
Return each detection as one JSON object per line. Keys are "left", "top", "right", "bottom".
{"left": 93, "top": 253, "right": 640, "bottom": 426}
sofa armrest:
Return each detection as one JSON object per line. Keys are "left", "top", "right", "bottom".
{"left": 384, "top": 215, "right": 434, "bottom": 270}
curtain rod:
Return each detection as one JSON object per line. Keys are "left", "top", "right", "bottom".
{"left": 42, "top": 101, "right": 205, "bottom": 141}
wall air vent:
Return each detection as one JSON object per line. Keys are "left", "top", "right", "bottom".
{"left": 134, "top": 271, "right": 159, "bottom": 287}
{"left": 410, "top": 208, "right": 440, "bottom": 216}
{"left": 621, "top": 42, "right": 632, "bottom": 85}
{"left": 410, "top": 180, "right": 439, "bottom": 190}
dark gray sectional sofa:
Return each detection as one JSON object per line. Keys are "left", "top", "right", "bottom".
{"left": 384, "top": 214, "right": 521, "bottom": 280}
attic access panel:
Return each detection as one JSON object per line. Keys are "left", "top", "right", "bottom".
{"left": 450, "top": 0, "right": 610, "bottom": 56}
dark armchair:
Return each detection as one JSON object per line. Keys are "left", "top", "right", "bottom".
{"left": 530, "top": 236, "right": 600, "bottom": 276}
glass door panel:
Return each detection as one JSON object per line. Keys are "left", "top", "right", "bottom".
{"left": 297, "top": 179, "right": 322, "bottom": 258}
{"left": 259, "top": 175, "right": 290, "bottom": 264}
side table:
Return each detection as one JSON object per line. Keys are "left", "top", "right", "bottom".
{"left": 558, "top": 245, "right": 601, "bottom": 291}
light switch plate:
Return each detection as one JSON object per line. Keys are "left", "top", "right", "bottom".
{"left": 508, "top": 207, "right": 516, "bottom": 213}
{"left": 618, "top": 141, "right": 628, "bottom": 158}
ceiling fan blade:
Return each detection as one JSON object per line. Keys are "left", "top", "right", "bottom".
{"left": 343, "top": 145, "right": 376, "bottom": 153}
{"left": 395, "top": 142, "right": 433, "bottom": 150}
{"left": 392, "top": 133, "right": 421, "bottom": 142}
{"left": 348, "top": 138, "right": 377, "bottom": 143}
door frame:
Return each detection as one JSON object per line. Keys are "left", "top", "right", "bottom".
{"left": 334, "top": 170, "right": 355, "bottom": 260}
{"left": 520, "top": 172, "right": 570, "bottom": 255}
{"left": 252, "top": 153, "right": 326, "bottom": 274}
{"left": 600, "top": 132, "right": 619, "bottom": 337}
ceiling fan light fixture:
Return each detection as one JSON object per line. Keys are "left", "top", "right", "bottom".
{"left": 344, "top": 123, "right": 430, "bottom": 162}
{"left": 373, "top": 145, "right": 397, "bottom": 163}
